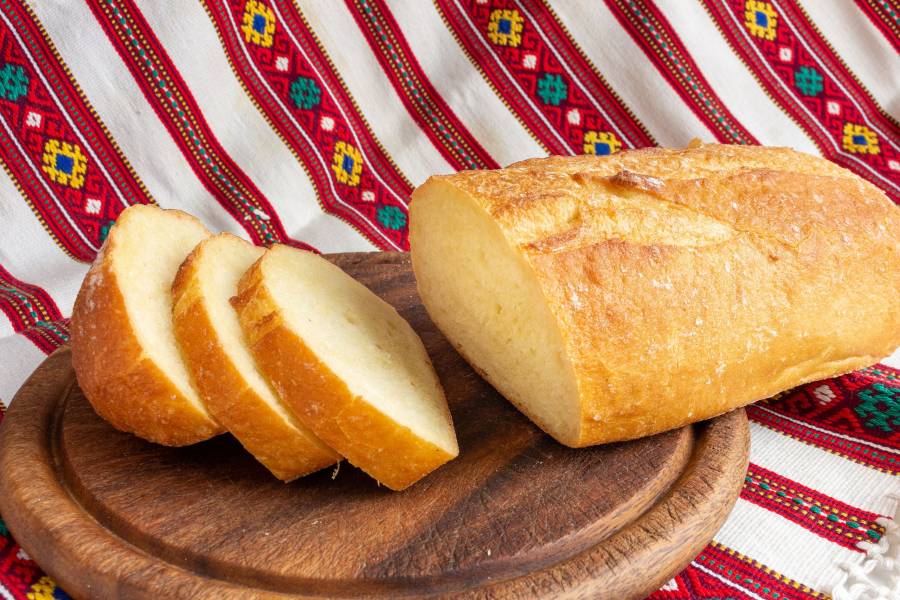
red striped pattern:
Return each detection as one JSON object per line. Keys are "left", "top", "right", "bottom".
{"left": 346, "top": 0, "right": 499, "bottom": 171}
{"left": 605, "top": 0, "right": 759, "bottom": 145}
{"left": 760, "top": 368, "right": 900, "bottom": 450}
{"left": 701, "top": 0, "right": 900, "bottom": 202}
{"left": 88, "top": 0, "right": 314, "bottom": 250}
{"left": 776, "top": 0, "right": 898, "bottom": 129}
{"left": 202, "top": 0, "right": 412, "bottom": 250}
{"left": 742, "top": 463, "right": 886, "bottom": 551}
{"left": 747, "top": 404, "right": 900, "bottom": 475}
{"left": 649, "top": 541, "right": 828, "bottom": 599}
{"left": 436, "top": 0, "right": 654, "bottom": 155}
{"left": 854, "top": 0, "right": 900, "bottom": 52}
{"left": 0, "top": 0, "right": 152, "bottom": 262}
{"left": 0, "top": 264, "right": 67, "bottom": 353}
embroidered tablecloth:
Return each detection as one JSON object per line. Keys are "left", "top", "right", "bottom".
{"left": 0, "top": 1, "right": 897, "bottom": 598}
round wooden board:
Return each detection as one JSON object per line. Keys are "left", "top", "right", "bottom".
{"left": 0, "top": 252, "right": 749, "bottom": 599}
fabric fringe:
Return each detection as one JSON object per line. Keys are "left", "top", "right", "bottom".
{"left": 832, "top": 494, "right": 899, "bottom": 599}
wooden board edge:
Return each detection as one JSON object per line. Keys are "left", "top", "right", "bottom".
{"left": 474, "top": 408, "right": 750, "bottom": 600}
{"left": 0, "top": 346, "right": 749, "bottom": 600}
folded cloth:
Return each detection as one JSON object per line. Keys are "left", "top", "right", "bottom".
{"left": 0, "top": 1, "right": 897, "bottom": 598}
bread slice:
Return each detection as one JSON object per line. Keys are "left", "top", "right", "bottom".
{"left": 71, "top": 204, "right": 222, "bottom": 445}
{"left": 172, "top": 234, "right": 340, "bottom": 480}
{"left": 232, "top": 245, "right": 457, "bottom": 490}
{"left": 409, "top": 143, "right": 900, "bottom": 447}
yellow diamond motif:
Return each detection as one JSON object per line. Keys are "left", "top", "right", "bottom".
{"left": 332, "top": 141, "right": 363, "bottom": 187}
{"left": 744, "top": 1, "right": 778, "bottom": 41}
{"left": 27, "top": 576, "right": 61, "bottom": 600}
{"left": 41, "top": 139, "right": 87, "bottom": 189}
{"left": 842, "top": 123, "right": 880, "bottom": 155}
{"left": 583, "top": 131, "right": 622, "bottom": 156}
{"left": 241, "top": 1, "right": 276, "bottom": 48}
{"left": 487, "top": 9, "right": 524, "bottom": 48}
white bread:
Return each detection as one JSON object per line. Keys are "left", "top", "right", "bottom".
{"left": 410, "top": 143, "right": 900, "bottom": 447}
{"left": 171, "top": 234, "right": 340, "bottom": 480}
{"left": 71, "top": 204, "right": 222, "bottom": 445}
{"left": 232, "top": 245, "right": 458, "bottom": 490}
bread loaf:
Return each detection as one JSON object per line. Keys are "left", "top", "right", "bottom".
{"left": 410, "top": 143, "right": 900, "bottom": 447}
{"left": 232, "top": 245, "right": 458, "bottom": 490}
{"left": 172, "top": 234, "right": 340, "bottom": 480}
{"left": 71, "top": 204, "right": 222, "bottom": 445}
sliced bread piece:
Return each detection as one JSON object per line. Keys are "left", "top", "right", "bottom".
{"left": 71, "top": 204, "right": 222, "bottom": 445}
{"left": 172, "top": 234, "right": 340, "bottom": 480}
{"left": 232, "top": 245, "right": 458, "bottom": 490}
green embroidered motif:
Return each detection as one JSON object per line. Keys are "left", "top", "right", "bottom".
{"left": 0, "top": 63, "right": 30, "bottom": 102}
{"left": 0, "top": 518, "right": 7, "bottom": 537}
{"left": 99, "top": 220, "right": 115, "bottom": 243}
{"left": 855, "top": 383, "right": 900, "bottom": 433}
{"left": 794, "top": 66, "right": 823, "bottom": 97}
{"left": 290, "top": 76, "right": 322, "bottom": 110}
{"left": 536, "top": 73, "right": 567, "bottom": 106}
{"left": 376, "top": 205, "right": 406, "bottom": 230}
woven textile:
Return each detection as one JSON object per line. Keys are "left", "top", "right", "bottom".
{"left": 0, "top": 1, "right": 897, "bottom": 598}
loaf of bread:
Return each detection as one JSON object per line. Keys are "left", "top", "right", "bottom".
{"left": 232, "top": 245, "right": 458, "bottom": 490}
{"left": 71, "top": 204, "right": 222, "bottom": 445}
{"left": 172, "top": 234, "right": 340, "bottom": 480}
{"left": 410, "top": 143, "right": 900, "bottom": 447}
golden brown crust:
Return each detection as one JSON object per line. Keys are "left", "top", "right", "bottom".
{"left": 233, "top": 258, "right": 455, "bottom": 491}
{"left": 70, "top": 214, "right": 222, "bottom": 446}
{"left": 171, "top": 237, "right": 339, "bottom": 480}
{"left": 423, "top": 143, "right": 900, "bottom": 446}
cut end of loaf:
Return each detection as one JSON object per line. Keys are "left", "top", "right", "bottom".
{"left": 234, "top": 245, "right": 458, "bottom": 490}
{"left": 71, "top": 204, "right": 221, "bottom": 446}
{"left": 172, "top": 234, "right": 339, "bottom": 480}
{"left": 410, "top": 179, "right": 583, "bottom": 446}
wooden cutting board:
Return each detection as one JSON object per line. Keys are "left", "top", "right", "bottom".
{"left": 0, "top": 252, "right": 749, "bottom": 600}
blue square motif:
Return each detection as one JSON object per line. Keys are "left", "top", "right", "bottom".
{"left": 55, "top": 153, "right": 74, "bottom": 174}
{"left": 498, "top": 18, "right": 512, "bottom": 34}
{"left": 594, "top": 142, "right": 611, "bottom": 156}
{"left": 755, "top": 11, "right": 768, "bottom": 27}
{"left": 852, "top": 135, "right": 868, "bottom": 146}
{"left": 342, "top": 154, "right": 355, "bottom": 174}
{"left": 252, "top": 13, "right": 267, "bottom": 34}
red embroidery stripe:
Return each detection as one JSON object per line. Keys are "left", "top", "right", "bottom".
{"left": 0, "top": 0, "right": 152, "bottom": 263}
{"left": 862, "top": 362, "right": 900, "bottom": 383}
{"left": 346, "top": 0, "right": 499, "bottom": 171}
{"left": 742, "top": 463, "right": 886, "bottom": 551}
{"left": 699, "top": 541, "right": 826, "bottom": 599}
{"left": 649, "top": 541, "right": 826, "bottom": 599}
{"left": 605, "top": 0, "right": 759, "bottom": 145}
{"left": 777, "top": 0, "right": 899, "bottom": 130}
{"left": 747, "top": 404, "right": 900, "bottom": 475}
{"left": 854, "top": 0, "right": 900, "bottom": 53}
{"left": 701, "top": 0, "right": 900, "bottom": 203}
{"left": 202, "top": 0, "right": 412, "bottom": 250}
{"left": 435, "top": 0, "right": 654, "bottom": 156}
{"left": 523, "top": 1, "right": 654, "bottom": 148}
{"left": 760, "top": 368, "right": 900, "bottom": 450}
{"left": 88, "top": 0, "right": 314, "bottom": 251}
{"left": 0, "top": 264, "right": 67, "bottom": 353}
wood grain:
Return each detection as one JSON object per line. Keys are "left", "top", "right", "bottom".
{"left": 0, "top": 252, "right": 749, "bottom": 599}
